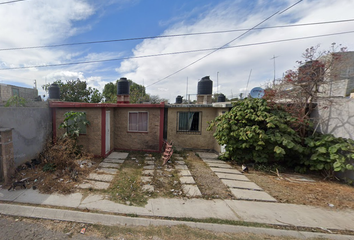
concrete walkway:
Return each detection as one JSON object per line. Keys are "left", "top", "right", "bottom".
{"left": 1, "top": 151, "right": 354, "bottom": 239}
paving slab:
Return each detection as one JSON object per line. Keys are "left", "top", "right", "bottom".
{"left": 214, "top": 172, "right": 250, "bottom": 181}
{"left": 149, "top": 198, "right": 238, "bottom": 220}
{"left": 79, "top": 194, "right": 153, "bottom": 215}
{"left": 224, "top": 200, "right": 354, "bottom": 231}
{"left": 181, "top": 185, "right": 202, "bottom": 197}
{"left": 175, "top": 165, "right": 188, "bottom": 170}
{"left": 12, "top": 189, "right": 82, "bottom": 208}
{"left": 107, "top": 152, "right": 129, "bottom": 159}
{"left": 78, "top": 181, "right": 110, "bottom": 190}
{"left": 145, "top": 161, "right": 155, "bottom": 165}
{"left": 145, "top": 157, "right": 155, "bottom": 160}
{"left": 178, "top": 170, "right": 192, "bottom": 176}
{"left": 202, "top": 159, "right": 225, "bottom": 164}
{"left": 87, "top": 173, "right": 115, "bottom": 182}
{"left": 143, "top": 165, "right": 155, "bottom": 170}
{"left": 0, "top": 188, "right": 26, "bottom": 201}
{"left": 96, "top": 168, "right": 119, "bottom": 174}
{"left": 221, "top": 179, "right": 263, "bottom": 190}
{"left": 179, "top": 176, "right": 196, "bottom": 184}
{"left": 206, "top": 162, "right": 232, "bottom": 168}
{"left": 103, "top": 159, "right": 125, "bottom": 164}
{"left": 210, "top": 167, "right": 242, "bottom": 174}
{"left": 174, "top": 157, "right": 184, "bottom": 160}
{"left": 142, "top": 185, "right": 155, "bottom": 193}
{"left": 230, "top": 188, "right": 277, "bottom": 202}
{"left": 141, "top": 176, "right": 153, "bottom": 183}
{"left": 98, "top": 162, "right": 121, "bottom": 169}
{"left": 142, "top": 170, "right": 154, "bottom": 176}
{"left": 196, "top": 152, "right": 219, "bottom": 159}
{"left": 175, "top": 161, "right": 185, "bottom": 165}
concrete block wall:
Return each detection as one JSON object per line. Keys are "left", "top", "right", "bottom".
{"left": 114, "top": 108, "right": 160, "bottom": 151}
{"left": 0, "top": 107, "right": 51, "bottom": 166}
{"left": 0, "top": 84, "right": 38, "bottom": 104}
{"left": 55, "top": 108, "right": 102, "bottom": 156}
{"left": 0, "top": 128, "right": 15, "bottom": 184}
{"left": 166, "top": 107, "right": 218, "bottom": 151}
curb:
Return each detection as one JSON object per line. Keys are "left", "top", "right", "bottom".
{"left": 0, "top": 203, "right": 353, "bottom": 240}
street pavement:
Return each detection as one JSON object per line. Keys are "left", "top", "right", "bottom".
{"left": 1, "top": 151, "right": 354, "bottom": 239}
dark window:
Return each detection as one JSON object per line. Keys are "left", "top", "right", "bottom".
{"left": 66, "top": 112, "right": 87, "bottom": 134}
{"left": 178, "top": 112, "right": 200, "bottom": 132}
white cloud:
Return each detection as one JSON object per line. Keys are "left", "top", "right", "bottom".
{"left": 115, "top": 0, "right": 354, "bottom": 101}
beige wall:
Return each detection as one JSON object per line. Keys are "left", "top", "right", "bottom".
{"left": 55, "top": 108, "right": 102, "bottom": 156}
{"left": 167, "top": 107, "right": 222, "bottom": 151}
{"left": 114, "top": 107, "right": 161, "bottom": 151}
{"left": 0, "top": 84, "right": 38, "bottom": 103}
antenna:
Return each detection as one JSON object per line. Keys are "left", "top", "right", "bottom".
{"left": 186, "top": 77, "right": 188, "bottom": 102}
{"left": 216, "top": 72, "right": 219, "bottom": 94}
{"left": 245, "top": 69, "right": 252, "bottom": 96}
{"left": 271, "top": 55, "right": 279, "bottom": 87}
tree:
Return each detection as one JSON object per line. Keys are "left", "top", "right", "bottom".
{"left": 208, "top": 98, "right": 303, "bottom": 164}
{"left": 43, "top": 79, "right": 103, "bottom": 103}
{"left": 270, "top": 44, "right": 349, "bottom": 140}
{"left": 102, "top": 79, "right": 167, "bottom": 104}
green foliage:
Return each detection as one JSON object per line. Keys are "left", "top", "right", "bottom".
{"left": 59, "top": 111, "right": 90, "bottom": 139}
{"left": 42, "top": 79, "right": 103, "bottom": 103}
{"left": 42, "top": 163, "right": 56, "bottom": 172}
{"left": 208, "top": 98, "right": 304, "bottom": 164}
{"left": 302, "top": 134, "right": 354, "bottom": 178}
{"left": 5, "top": 95, "right": 26, "bottom": 107}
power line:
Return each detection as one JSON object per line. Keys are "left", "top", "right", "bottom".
{"left": 0, "top": 0, "right": 28, "bottom": 5}
{"left": 1, "top": 18, "right": 354, "bottom": 52}
{"left": 146, "top": 0, "right": 303, "bottom": 88}
{"left": 1, "top": 29, "right": 353, "bottom": 71}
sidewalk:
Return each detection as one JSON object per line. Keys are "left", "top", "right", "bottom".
{"left": 1, "top": 152, "right": 354, "bottom": 239}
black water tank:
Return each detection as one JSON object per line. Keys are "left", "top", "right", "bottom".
{"left": 217, "top": 94, "right": 226, "bottom": 102}
{"left": 117, "top": 77, "right": 130, "bottom": 95}
{"left": 48, "top": 83, "right": 60, "bottom": 99}
{"left": 176, "top": 95, "right": 183, "bottom": 104}
{"left": 197, "top": 76, "right": 213, "bottom": 94}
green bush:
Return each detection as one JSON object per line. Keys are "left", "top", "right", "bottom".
{"left": 207, "top": 98, "right": 304, "bottom": 164}
{"left": 301, "top": 134, "right": 354, "bottom": 178}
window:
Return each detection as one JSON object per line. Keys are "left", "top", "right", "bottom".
{"left": 66, "top": 111, "right": 88, "bottom": 135}
{"left": 12, "top": 88, "right": 19, "bottom": 97}
{"left": 178, "top": 112, "right": 200, "bottom": 133}
{"left": 129, "top": 112, "right": 148, "bottom": 132}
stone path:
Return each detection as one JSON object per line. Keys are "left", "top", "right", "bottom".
{"left": 197, "top": 152, "right": 277, "bottom": 202}
{"left": 141, "top": 156, "right": 156, "bottom": 193}
{"left": 77, "top": 152, "right": 129, "bottom": 190}
{"left": 174, "top": 155, "right": 202, "bottom": 197}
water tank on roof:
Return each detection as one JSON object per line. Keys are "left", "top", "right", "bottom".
{"left": 197, "top": 76, "right": 213, "bottom": 95}
{"left": 176, "top": 95, "right": 183, "bottom": 104}
{"left": 117, "top": 77, "right": 130, "bottom": 95}
{"left": 217, "top": 94, "right": 226, "bottom": 102}
{"left": 48, "top": 83, "right": 60, "bottom": 99}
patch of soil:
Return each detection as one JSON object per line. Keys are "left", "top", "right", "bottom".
{"left": 185, "top": 152, "right": 233, "bottom": 199}
{"left": 245, "top": 170, "right": 354, "bottom": 210}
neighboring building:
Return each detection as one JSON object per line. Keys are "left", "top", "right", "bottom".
{"left": 0, "top": 83, "right": 38, "bottom": 105}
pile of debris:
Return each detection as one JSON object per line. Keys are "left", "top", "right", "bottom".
{"left": 9, "top": 138, "right": 98, "bottom": 194}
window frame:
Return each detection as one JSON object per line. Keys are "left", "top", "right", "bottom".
{"left": 128, "top": 111, "right": 149, "bottom": 132}
{"left": 177, "top": 111, "right": 201, "bottom": 134}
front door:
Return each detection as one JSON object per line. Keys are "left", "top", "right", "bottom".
{"left": 105, "top": 111, "right": 110, "bottom": 153}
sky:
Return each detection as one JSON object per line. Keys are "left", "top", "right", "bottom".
{"left": 1, "top": 0, "right": 354, "bottom": 102}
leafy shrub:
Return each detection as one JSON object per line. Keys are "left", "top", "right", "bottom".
{"left": 208, "top": 98, "right": 304, "bottom": 164}
{"left": 5, "top": 95, "right": 26, "bottom": 107}
{"left": 301, "top": 134, "right": 354, "bottom": 178}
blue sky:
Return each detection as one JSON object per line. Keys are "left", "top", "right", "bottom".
{"left": 1, "top": 0, "right": 354, "bottom": 101}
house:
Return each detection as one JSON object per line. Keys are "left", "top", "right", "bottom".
{"left": 49, "top": 76, "right": 230, "bottom": 157}
{"left": 0, "top": 83, "right": 39, "bottom": 105}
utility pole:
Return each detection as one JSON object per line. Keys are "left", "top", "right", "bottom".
{"left": 216, "top": 72, "right": 219, "bottom": 94}
{"left": 271, "top": 55, "right": 279, "bottom": 87}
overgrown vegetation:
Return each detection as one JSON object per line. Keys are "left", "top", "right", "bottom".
{"left": 208, "top": 98, "right": 354, "bottom": 180}
{"left": 5, "top": 95, "right": 26, "bottom": 107}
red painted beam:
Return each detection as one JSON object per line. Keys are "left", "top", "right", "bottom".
{"left": 159, "top": 107, "right": 164, "bottom": 152}
{"left": 49, "top": 101, "right": 165, "bottom": 109}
